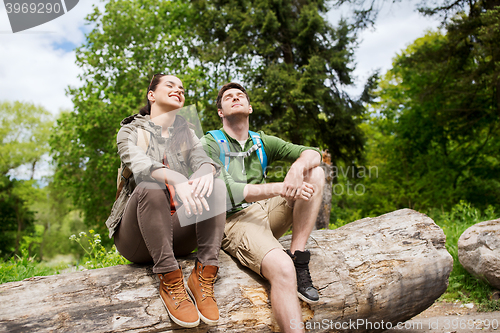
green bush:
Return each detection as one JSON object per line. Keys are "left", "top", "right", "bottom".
{"left": 69, "top": 230, "right": 130, "bottom": 269}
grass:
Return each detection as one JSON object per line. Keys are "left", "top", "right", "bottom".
{"left": 0, "top": 230, "right": 130, "bottom": 285}
{"left": 429, "top": 202, "right": 500, "bottom": 311}
{"left": 0, "top": 250, "right": 65, "bottom": 284}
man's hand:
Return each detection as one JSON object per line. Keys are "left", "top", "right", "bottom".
{"left": 283, "top": 181, "right": 315, "bottom": 207}
{"left": 298, "top": 182, "right": 314, "bottom": 201}
{"left": 281, "top": 164, "right": 305, "bottom": 200}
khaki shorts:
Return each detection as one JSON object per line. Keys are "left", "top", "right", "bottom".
{"left": 221, "top": 196, "right": 293, "bottom": 276}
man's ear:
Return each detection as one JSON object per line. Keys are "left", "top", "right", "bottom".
{"left": 217, "top": 108, "right": 224, "bottom": 118}
{"left": 249, "top": 105, "right": 253, "bottom": 114}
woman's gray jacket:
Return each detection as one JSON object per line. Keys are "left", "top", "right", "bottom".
{"left": 105, "top": 113, "right": 219, "bottom": 238}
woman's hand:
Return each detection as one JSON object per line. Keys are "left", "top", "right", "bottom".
{"left": 189, "top": 163, "right": 215, "bottom": 199}
{"left": 152, "top": 164, "right": 214, "bottom": 215}
{"left": 174, "top": 181, "right": 209, "bottom": 216}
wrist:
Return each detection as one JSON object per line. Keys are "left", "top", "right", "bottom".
{"left": 276, "top": 182, "right": 285, "bottom": 196}
{"left": 208, "top": 163, "right": 216, "bottom": 175}
{"left": 169, "top": 175, "right": 188, "bottom": 186}
{"left": 200, "top": 163, "right": 215, "bottom": 174}
{"left": 290, "top": 162, "right": 306, "bottom": 175}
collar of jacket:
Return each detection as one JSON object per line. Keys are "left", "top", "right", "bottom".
{"left": 121, "top": 113, "right": 186, "bottom": 138}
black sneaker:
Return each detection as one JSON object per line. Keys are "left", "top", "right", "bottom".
{"left": 287, "top": 249, "right": 319, "bottom": 304}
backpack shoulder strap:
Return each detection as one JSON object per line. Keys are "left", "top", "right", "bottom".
{"left": 207, "top": 130, "right": 231, "bottom": 171}
{"left": 249, "top": 130, "right": 268, "bottom": 175}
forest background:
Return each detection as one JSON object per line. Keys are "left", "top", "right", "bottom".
{"left": 1, "top": 0, "right": 499, "bottom": 309}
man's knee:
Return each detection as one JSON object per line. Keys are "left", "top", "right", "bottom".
{"left": 304, "top": 166, "right": 325, "bottom": 188}
{"left": 262, "top": 250, "right": 296, "bottom": 286}
{"left": 272, "top": 259, "right": 296, "bottom": 287}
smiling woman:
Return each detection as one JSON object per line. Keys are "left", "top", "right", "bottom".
{"left": 105, "top": 73, "right": 227, "bottom": 328}
{"left": 142, "top": 74, "right": 185, "bottom": 117}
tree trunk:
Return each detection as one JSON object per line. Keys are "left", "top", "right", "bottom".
{"left": 315, "top": 150, "right": 333, "bottom": 230}
{"left": 0, "top": 209, "right": 452, "bottom": 333}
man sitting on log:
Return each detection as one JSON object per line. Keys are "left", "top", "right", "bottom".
{"left": 202, "top": 82, "right": 325, "bottom": 332}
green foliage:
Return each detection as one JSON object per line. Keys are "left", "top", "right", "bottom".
{"left": 0, "top": 176, "right": 38, "bottom": 260}
{"left": 0, "top": 101, "right": 54, "bottom": 258}
{"left": 0, "top": 249, "right": 63, "bottom": 284}
{"left": 0, "top": 101, "right": 53, "bottom": 176}
{"left": 334, "top": 2, "right": 500, "bottom": 219}
{"left": 430, "top": 202, "right": 500, "bottom": 311}
{"left": 69, "top": 230, "right": 130, "bottom": 269}
{"left": 193, "top": 0, "right": 368, "bottom": 164}
{"left": 0, "top": 230, "right": 131, "bottom": 285}
{"left": 0, "top": 177, "right": 22, "bottom": 258}
{"left": 51, "top": 0, "right": 368, "bottom": 235}
{"left": 30, "top": 184, "right": 87, "bottom": 260}
{"left": 375, "top": 16, "right": 499, "bottom": 210}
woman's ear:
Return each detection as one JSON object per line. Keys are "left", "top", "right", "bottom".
{"left": 147, "top": 90, "right": 155, "bottom": 103}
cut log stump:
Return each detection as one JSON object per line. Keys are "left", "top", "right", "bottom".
{"left": 0, "top": 209, "right": 453, "bottom": 332}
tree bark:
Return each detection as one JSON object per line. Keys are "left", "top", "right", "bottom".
{"left": 315, "top": 150, "right": 333, "bottom": 230}
{"left": 0, "top": 209, "right": 452, "bottom": 333}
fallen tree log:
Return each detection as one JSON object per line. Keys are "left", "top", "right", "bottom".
{"left": 458, "top": 218, "right": 500, "bottom": 289}
{"left": 0, "top": 209, "right": 452, "bottom": 333}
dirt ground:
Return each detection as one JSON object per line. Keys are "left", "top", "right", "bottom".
{"left": 384, "top": 301, "right": 500, "bottom": 333}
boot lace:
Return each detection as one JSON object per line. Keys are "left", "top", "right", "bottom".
{"left": 163, "top": 279, "right": 191, "bottom": 308}
{"left": 295, "top": 262, "right": 313, "bottom": 288}
{"left": 198, "top": 272, "right": 216, "bottom": 300}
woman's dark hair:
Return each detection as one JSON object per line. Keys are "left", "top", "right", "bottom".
{"left": 139, "top": 73, "right": 194, "bottom": 150}
{"left": 170, "top": 115, "right": 194, "bottom": 151}
{"left": 139, "top": 73, "right": 167, "bottom": 116}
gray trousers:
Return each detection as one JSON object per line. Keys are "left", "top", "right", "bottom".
{"left": 114, "top": 180, "right": 226, "bottom": 274}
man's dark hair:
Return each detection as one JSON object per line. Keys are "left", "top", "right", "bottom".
{"left": 216, "top": 82, "right": 250, "bottom": 110}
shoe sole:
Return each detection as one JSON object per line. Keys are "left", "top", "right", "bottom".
{"left": 159, "top": 293, "right": 200, "bottom": 328}
{"left": 297, "top": 291, "right": 319, "bottom": 304}
{"left": 186, "top": 285, "right": 219, "bottom": 325}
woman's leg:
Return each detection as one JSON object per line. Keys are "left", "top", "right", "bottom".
{"left": 195, "top": 178, "right": 226, "bottom": 266}
{"left": 114, "top": 182, "right": 180, "bottom": 274}
{"left": 172, "top": 178, "right": 226, "bottom": 266}
{"left": 115, "top": 182, "right": 201, "bottom": 328}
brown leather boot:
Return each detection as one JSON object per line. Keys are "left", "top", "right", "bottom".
{"left": 158, "top": 268, "right": 199, "bottom": 328}
{"left": 186, "top": 260, "right": 219, "bottom": 325}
